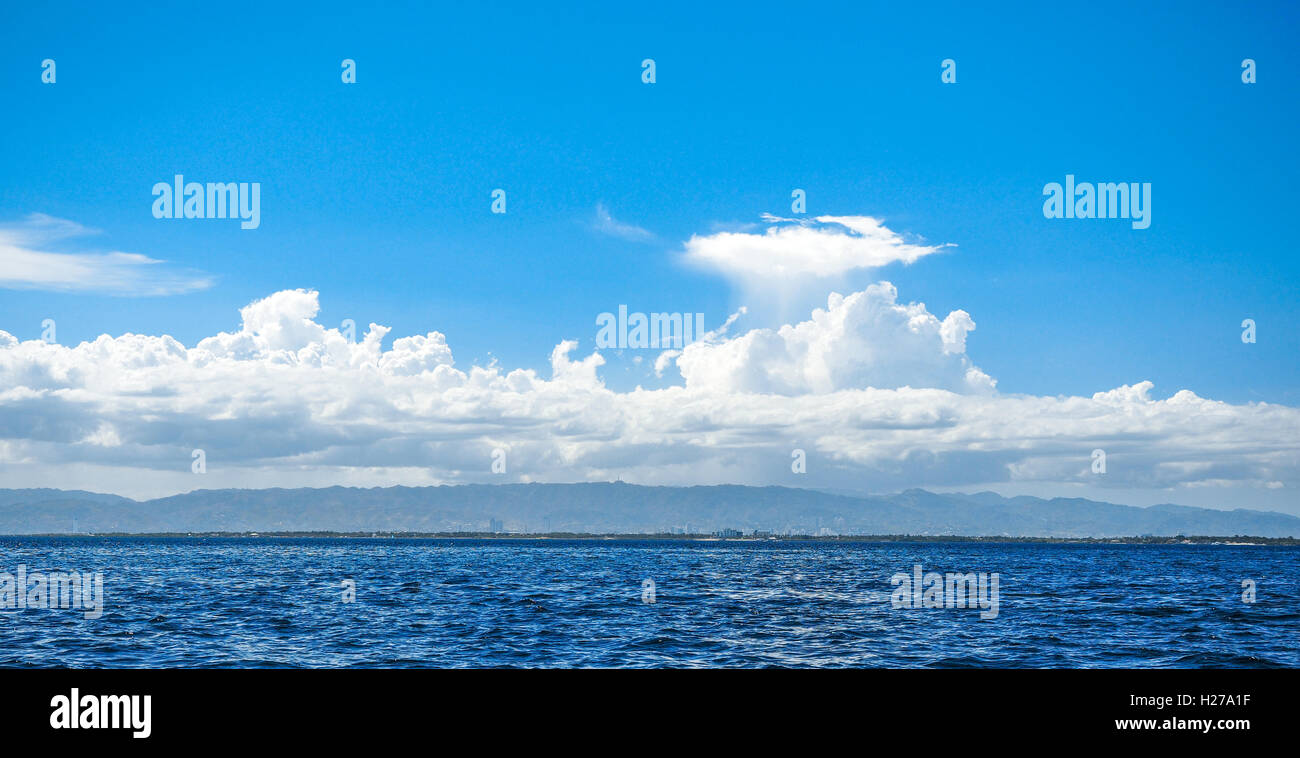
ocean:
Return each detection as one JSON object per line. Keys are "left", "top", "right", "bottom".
{"left": 1, "top": 538, "right": 1296, "bottom": 668}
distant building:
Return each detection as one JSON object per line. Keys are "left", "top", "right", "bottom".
{"left": 489, "top": 518, "right": 504, "bottom": 533}
{"left": 714, "top": 528, "right": 743, "bottom": 538}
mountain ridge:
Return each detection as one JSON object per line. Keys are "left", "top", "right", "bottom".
{"left": 0, "top": 483, "right": 1296, "bottom": 537}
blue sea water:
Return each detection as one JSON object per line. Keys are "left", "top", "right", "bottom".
{"left": 0, "top": 538, "right": 1296, "bottom": 668}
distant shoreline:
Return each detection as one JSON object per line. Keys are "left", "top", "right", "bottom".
{"left": 3, "top": 532, "right": 1296, "bottom": 545}
{"left": 8, "top": 485, "right": 1298, "bottom": 539}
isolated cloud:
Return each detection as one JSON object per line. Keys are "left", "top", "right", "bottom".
{"left": 0, "top": 288, "right": 1295, "bottom": 501}
{"left": 683, "top": 214, "right": 951, "bottom": 280}
{"left": 592, "top": 204, "right": 654, "bottom": 241}
{"left": 0, "top": 214, "right": 213, "bottom": 296}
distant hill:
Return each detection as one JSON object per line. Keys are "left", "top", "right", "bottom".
{"left": 0, "top": 489, "right": 135, "bottom": 508}
{"left": 0, "top": 483, "right": 1297, "bottom": 537}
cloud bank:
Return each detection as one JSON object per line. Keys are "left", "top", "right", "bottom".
{"left": 0, "top": 287, "right": 1294, "bottom": 501}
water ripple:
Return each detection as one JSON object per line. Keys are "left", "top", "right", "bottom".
{"left": 0, "top": 538, "right": 1295, "bottom": 668}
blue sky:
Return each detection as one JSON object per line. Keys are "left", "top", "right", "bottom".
{"left": 0, "top": 1, "right": 1296, "bottom": 508}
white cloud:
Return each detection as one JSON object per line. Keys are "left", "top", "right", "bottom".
{"left": 0, "top": 287, "right": 1296, "bottom": 502}
{"left": 0, "top": 214, "right": 213, "bottom": 296}
{"left": 668, "top": 282, "right": 992, "bottom": 394}
{"left": 592, "top": 203, "right": 654, "bottom": 241}
{"left": 683, "top": 214, "right": 951, "bottom": 280}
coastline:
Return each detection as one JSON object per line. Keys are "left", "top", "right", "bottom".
{"left": 3, "top": 532, "right": 1295, "bottom": 545}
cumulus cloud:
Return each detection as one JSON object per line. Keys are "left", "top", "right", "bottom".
{"left": 0, "top": 214, "right": 213, "bottom": 295}
{"left": 683, "top": 214, "right": 952, "bottom": 280}
{"left": 668, "top": 282, "right": 992, "bottom": 394}
{"left": 0, "top": 288, "right": 1296, "bottom": 501}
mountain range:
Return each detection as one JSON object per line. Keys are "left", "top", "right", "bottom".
{"left": 0, "top": 483, "right": 1297, "bottom": 537}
